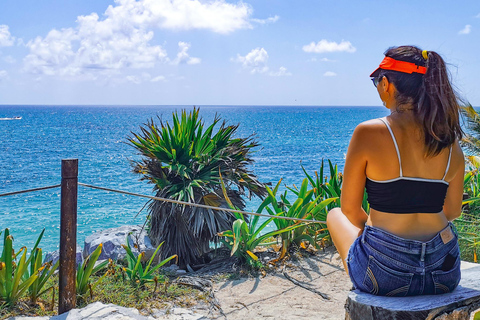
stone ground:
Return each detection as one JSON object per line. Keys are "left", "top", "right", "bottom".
{"left": 211, "top": 246, "right": 351, "bottom": 320}
{"left": 8, "top": 247, "right": 351, "bottom": 320}
{"left": 8, "top": 248, "right": 479, "bottom": 320}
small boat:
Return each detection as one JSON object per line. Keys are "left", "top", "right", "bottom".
{"left": 0, "top": 116, "right": 22, "bottom": 120}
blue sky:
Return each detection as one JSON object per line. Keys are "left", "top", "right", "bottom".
{"left": 0, "top": 0, "right": 479, "bottom": 106}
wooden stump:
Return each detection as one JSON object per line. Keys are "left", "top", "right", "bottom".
{"left": 345, "top": 263, "right": 480, "bottom": 320}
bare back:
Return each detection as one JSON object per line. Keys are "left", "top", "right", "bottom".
{"left": 363, "top": 115, "right": 464, "bottom": 241}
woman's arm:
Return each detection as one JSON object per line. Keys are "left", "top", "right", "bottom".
{"left": 443, "top": 142, "right": 465, "bottom": 221}
{"left": 340, "top": 123, "right": 370, "bottom": 230}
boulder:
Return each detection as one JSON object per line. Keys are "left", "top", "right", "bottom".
{"left": 83, "top": 225, "right": 157, "bottom": 262}
{"left": 345, "top": 262, "right": 480, "bottom": 320}
{"left": 7, "top": 302, "right": 210, "bottom": 319}
{"left": 44, "top": 245, "right": 83, "bottom": 267}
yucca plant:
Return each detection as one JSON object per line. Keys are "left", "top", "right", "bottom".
{"left": 461, "top": 104, "right": 480, "bottom": 156}
{"left": 128, "top": 108, "right": 267, "bottom": 267}
{"left": 463, "top": 166, "right": 480, "bottom": 207}
{"left": 76, "top": 244, "right": 108, "bottom": 298}
{"left": 268, "top": 179, "right": 337, "bottom": 259}
{"left": 0, "top": 229, "right": 41, "bottom": 307}
{"left": 121, "top": 234, "right": 177, "bottom": 288}
{"left": 25, "top": 229, "right": 59, "bottom": 305}
{"left": 300, "top": 160, "right": 370, "bottom": 212}
{"left": 453, "top": 103, "right": 480, "bottom": 263}
{"left": 218, "top": 176, "right": 303, "bottom": 268}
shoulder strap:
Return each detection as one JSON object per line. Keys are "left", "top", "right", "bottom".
{"left": 442, "top": 145, "right": 453, "bottom": 181}
{"left": 379, "top": 117, "right": 403, "bottom": 177}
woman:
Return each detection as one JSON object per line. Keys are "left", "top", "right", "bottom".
{"left": 327, "top": 46, "right": 465, "bottom": 296}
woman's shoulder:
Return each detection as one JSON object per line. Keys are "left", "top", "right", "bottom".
{"left": 352, "top": 118, "right": 388, "bottom": 138}
{"left": 348, "top": 118, "right": 390, "bottom": 154}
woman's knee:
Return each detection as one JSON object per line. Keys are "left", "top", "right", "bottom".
{"left": 326, "top": 207, "right": 343, "bottom": 230}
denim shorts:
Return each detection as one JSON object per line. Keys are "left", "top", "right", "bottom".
{"left": 346, "top": 222, "right": 461, "bottom": 296}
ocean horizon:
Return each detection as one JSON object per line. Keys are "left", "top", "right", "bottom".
{"left": 1, "top": 105, "right": 390, "bottom": 254}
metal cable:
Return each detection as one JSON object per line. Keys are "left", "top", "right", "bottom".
{"left": 78, "top": 182, "right": 327, "bottom": 224}
{"left": 0, "top": 184, "right": 61, "bottom": 197}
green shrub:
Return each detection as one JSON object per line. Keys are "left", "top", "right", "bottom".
{"left": 0, "top": 229, "right": 42, "bottom": 307}
{"left": 128, "top": 107, "right": 267, "bottom": 267}
{"left": 76, "top": 244, "right": 108, "bottom": 298}
{"left": 266, "top": 178, "right": 337, "bottom": 258}
{"left": 121, "top": 234, "right": 177, "bottom": 288}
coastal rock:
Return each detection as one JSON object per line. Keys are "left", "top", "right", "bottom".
{"left": 44, "top": 245, "right": 83, "bottom": 267}
{"left": 83, "top": 225, "right": 156, "bottom": 262}
{"left": 7, "top": 302, "right": 210, "bottom": 319}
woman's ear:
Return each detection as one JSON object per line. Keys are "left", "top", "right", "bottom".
{"left": 383, "top": 76, "right": 397, "bottom": 96}
{"left": 380, "top": 76, "right": 389, "bottom": 91}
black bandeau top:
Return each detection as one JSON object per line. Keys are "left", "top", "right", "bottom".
{"left": 365, "top": 118, "right": 452, "bottom": 214}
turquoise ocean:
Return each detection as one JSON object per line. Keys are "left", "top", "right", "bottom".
{"left": 0, "top": 105, "right": 389, "bottom": 254}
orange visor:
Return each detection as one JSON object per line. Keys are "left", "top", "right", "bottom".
{"left": 370, "top": 57, "right": 427, "bottom": 77}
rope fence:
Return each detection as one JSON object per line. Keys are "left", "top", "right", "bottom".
{"left": 0, "top": 184, "right": 60, "bottom": 197}
{"left": 77, "top": 182, "right": 327, "bottom": 224}
{"left": 1, "top": 159, "right": 329, "bottom": 313}
{"left": 0, "top": 183, "right": 327, "bottom": 224}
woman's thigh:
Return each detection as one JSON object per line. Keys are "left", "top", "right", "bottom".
{"left": 326, "top": 207, "right": 362, "bottom": 273}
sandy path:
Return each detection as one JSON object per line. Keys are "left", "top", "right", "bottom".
{"left": 212, "top": 247, "right": 351, "bottom": 320}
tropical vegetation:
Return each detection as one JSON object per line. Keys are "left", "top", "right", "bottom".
{"left": 3, "top": 106, "right": 480, "bottom": 318}
{"left": 76, "top": 244, "right": 109, "bottom": 298}
{"left": 0, "top": 229, "right": 188, "bottom": 315}
{"left": 300, "top": 159, "right": 369, "bottom": 212}
{"left": 0, "top": 229, "right": 42, "bottom": 307}
{"left": 264, "top": 178, "right": 337, "bottom": 259}
{"left": 457, "top": 104, "right": 480, "bottom": 262}
{"left": 121, "top": 234, "right": 177, "bottom": 287}
{"left": 218, "top": 179, "right": 303, "bottom": 268}
{"left": 26, "top": 230, "right": 59, "bottom": 305}
{"left": 128, "top": 108, "right": 267, "bottom": 267}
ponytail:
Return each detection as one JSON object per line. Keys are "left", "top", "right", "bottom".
{"left": 381, "top": 46, "right": 464, "bottom": 157}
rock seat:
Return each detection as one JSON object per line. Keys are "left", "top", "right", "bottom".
{"left": 345, "top": 262, "right": 480, "bottom": 320}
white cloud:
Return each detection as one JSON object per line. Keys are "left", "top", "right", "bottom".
{"left": 310, "top": 57, "right": 336, "bottom": 62}
{"left": 234, "top": 47, "right": 269, "bottom": 74}
{"left": 23, "top": 0, "right": 259, "bottom": 78}
{"left": 269, "top": 66, "right": 291, "bottom": 77}
{"left": 151, "top": 75, "right": 166, "bottom": 82}
{"left": 323, "top": 71, "right": 337, "bottom": 77}
{"left": 0, "top": 70, "right": 8, "bottom": 81}
{"left": 303, "top": 40, "right": 356, "bottom": 53}
{"left": 126, "top": 75, "right": 141, "bottom": 84}
{"left": 140, "top": 0, "right": 253, "bottom": 34}
{"left": 24, "top": 15, "right": 168, "bottom": 77}
{"left": 459, "top": 24, "right": 472, "bottom": 35}
{"left": 171, "top": 42, "right": 201, "bottom": 65}
{"left": 3, "top": 56, "right": 16, "bottom": 64}
{"left": 251, "top": 15, "right": 279, "bottom": 25}
{"left": 0, "top": 25, "right": 15, "bottom": 47}
{"left": 476, "top": 13, "right": 480, "bottom": 18}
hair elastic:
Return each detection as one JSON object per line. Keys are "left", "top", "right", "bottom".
{"left": 422, "top": 50, "right": 429, "bottom": 60}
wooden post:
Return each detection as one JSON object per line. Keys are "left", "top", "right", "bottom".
{"left": 59, "top": 159, "right": 78, "bottom": 314}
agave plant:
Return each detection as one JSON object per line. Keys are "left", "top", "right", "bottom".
{"left": 76, "top": 244, "right": 109, "bottom": 298}
{"left": 267, "top": 179, "right": 337, "bottom": 259}
{"left": 0, "top": 229, "right": 41, "bottom": 307}
{"left": 25, "top": 229, "right": 59, "bottom": 306}
{"left": 121, "top": 234, "right": 177, "bottom": 288}
{"left": 461, "top": 104, "right": 480, "bottom": 158}
{"left": 300, "top": 159, "right": 370, "bottom": 212}
{"left": 128, "top": 108, "right": 267, "bottom": 267}
{"left": 218, "top": 178, "right": 305, "bottom": 268}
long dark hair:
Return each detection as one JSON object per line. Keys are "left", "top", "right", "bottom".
{"left": 378, "top": 46, "right": 464, "bottom": 157}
